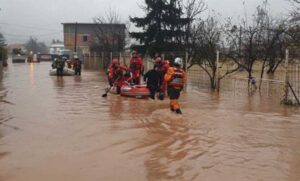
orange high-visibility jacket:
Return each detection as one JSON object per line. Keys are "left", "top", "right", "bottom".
{"left": 164, "top": 67, "right": 187, "bottom": 89}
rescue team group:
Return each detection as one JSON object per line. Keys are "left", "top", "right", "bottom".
{"left": 107, "top": 51, "right": 187, "bottom": 114}
{"left": 52, "top": 55, "right": 82, "bottom": 76}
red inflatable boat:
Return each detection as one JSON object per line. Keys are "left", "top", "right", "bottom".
{"left": 120, "top": 84, "right": 150, "bottom": 98}
{"left": 108, "top": 82, "right": 150, "bottom": 98}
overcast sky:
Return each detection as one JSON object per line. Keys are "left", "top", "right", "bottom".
{"left": 0, "top": 0, "right": 292, "bottom": 45}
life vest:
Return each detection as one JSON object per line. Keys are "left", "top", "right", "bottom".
{"left": 129, "top": 57, "right": 142, "bottom": 72}
{"left": 130, "top": 61, "right": 138, "bottom": 70}
{"left": 168, "top": 67, "right": 184, "bottom": 88}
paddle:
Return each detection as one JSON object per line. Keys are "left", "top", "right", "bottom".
{"left": 102, "top": 86, "right": 113, "bottom": 97}
{"left": 102, "top": 76, "right": 121, "bottom": 98}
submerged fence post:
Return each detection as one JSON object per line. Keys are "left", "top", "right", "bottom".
{"left": 283, "top": 49, "right": 289, "bottom": 103}
{"left": 185, "top": 52, "right": 189, "bottom": 91}
{"left": 185, "top": 51, "right": 188, "bottom": 73}
{"left": 297, "top": 63, "right": 299, "bottom": 98}
{"left": 94, "top": 52, "right": 97, "bottom": 69}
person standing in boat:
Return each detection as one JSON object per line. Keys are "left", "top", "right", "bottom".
{"left": 164, "top": 57, "right": 186, "bottom": 114}
{"left": 73, "top": 55, "right": 82, "bottom": 76}
{"left": 144, "top": 66, "right": 161, "bottom": 100}
{"left": 108, "top": 59, "right": 128, "bottom": 94}
{"left": 108, "top": 59, "right": 120, "bottom": 86}
{"left": 56, "top": 56, "right": 65, "bottom": 77}
{"left": 129, "top": 50, "right": 144, "bottom": 85}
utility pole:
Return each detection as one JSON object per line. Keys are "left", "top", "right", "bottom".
{"left": 74, "top": 22, "right": 78, "bottom": 53}
{"left": 283, "top": 49, "right": 289, "bottom": 103}
{"left": 216, "top": 50, "right": 220, "bottom": 91}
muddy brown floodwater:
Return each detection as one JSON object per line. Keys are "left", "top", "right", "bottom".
{"left": 0, "top": 62, "right": 300, "bottom": 181}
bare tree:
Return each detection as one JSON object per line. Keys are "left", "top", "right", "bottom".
{"left": 24, "top": 37, "right": 48, "bottom": 54}
{"left": 189, "top": 16, "right": 238, "bottom": 89}
{"left": 288, "top": 0, "right": 300, "bottom": 21}
{"left": 223, "top": 25, "right": 256, "bottom": 79}
{"left": 0, "top": 32, "right": 5, "bottom": 47}
{"left": 94, "top": 7, "right": 122, "bottom": 24}
{"left": 263, "top": 22, "right": 289, "bottom": 75}
{"left": 249, "top": 3, "right": 289, "bottom": 80}
{"left": 184, "top": 0, "right": 206, "bottom": 20}
{"left": 222, "top": 3, "right": 270, "bottom": 81}
{"left": 287, "top": 0, "right": 300, "bottom": 50}
{"left": 0, "top": 32, "right": 7, "bottom": 65}
{"left": 91, "top": 8, "right": 127, "bottom": 68}
{"left": 183, "top": 0, "right": 207, "bottom": 54}
{"left": 93, "top": 8, "right": 126, "bottom": 52}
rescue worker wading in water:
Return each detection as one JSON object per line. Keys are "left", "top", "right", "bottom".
{"left": 129, "top": 51, "right": 144, "bottom": 85}
{"left": 108, "top": 59, "right": 128, "bottom": 94}
{"left": 164, "top": 57, "right": 186, "bottom": 114}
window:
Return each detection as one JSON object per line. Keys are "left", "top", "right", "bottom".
{"left": 82, "top": 35, "right": 88, "bottom": 42}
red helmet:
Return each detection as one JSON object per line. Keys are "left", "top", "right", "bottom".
{"left": 112, "top": 59, "right": 119, "bottom": 65}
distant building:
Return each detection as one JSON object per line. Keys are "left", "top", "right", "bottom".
{"left": 62, "top": 23, "right": 126, "bottom": 55}
{"left": 49, "top": 43, "right": 64, "bottom": 55}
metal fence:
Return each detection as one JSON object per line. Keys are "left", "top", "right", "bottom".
{"left": 288, "top": 64, "right": 300, "bottom": 104}
{"left": 82, "top": 53, "right": 105, "bottom": 70}
{"left": 82, "top": 51, "right": 187, "bottom": 71}
{"left": 187, "top": 49, "right": 300, "bottom": 105}
{"left": 83, "top": 52, "right": 151, "bottom": 70}
{"left": 83, "top": 50, "right": 300, "bottom": 105}
{"left": 187, "top": 64, "right": 211, "bottom": 92}
{"left": 286, "top": 49, "right": 300, "bottom": 105}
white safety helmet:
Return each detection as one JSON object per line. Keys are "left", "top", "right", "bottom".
{"left": 174, "top": 57, "right": 183, "bottom": 67}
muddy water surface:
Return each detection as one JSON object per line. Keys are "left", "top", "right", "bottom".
{"left": 0, "top": 62, "right": 300, "bottom": 181}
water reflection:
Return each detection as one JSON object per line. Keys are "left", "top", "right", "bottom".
{"left": 74, "top": 75, "right": 82, "bottom": 82}
{"left": 29, "top": 63, "right": 35, "bottom": 86}
{"left": 109, "top": 96, "right": 124, "bottom": 120}
{"left": 53, "top": 77, "right": 65, "bottom": 88}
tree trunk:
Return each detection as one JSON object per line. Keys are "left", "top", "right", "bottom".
{"left": 210, "top": 77, "right": 216, "bottom": 89}
{"left": 210, "top": 69, "right": 217, "bottom": 89}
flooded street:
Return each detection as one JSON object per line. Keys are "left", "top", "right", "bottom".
{"left": 1, "top": 62, "right": 300, "bottom": 181}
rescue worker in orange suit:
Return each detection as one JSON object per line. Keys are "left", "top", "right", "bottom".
{"left": 129, "top": 51, "right": 144, "bottom": 85}
{"left": 154, "top": 56, "right": 170, "bottom": 100}
{"left": 108, "top": 59, "right": 128, "bottom": 94}
{"left": 164, "top": 57, "right": 186, "bottom": 114}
